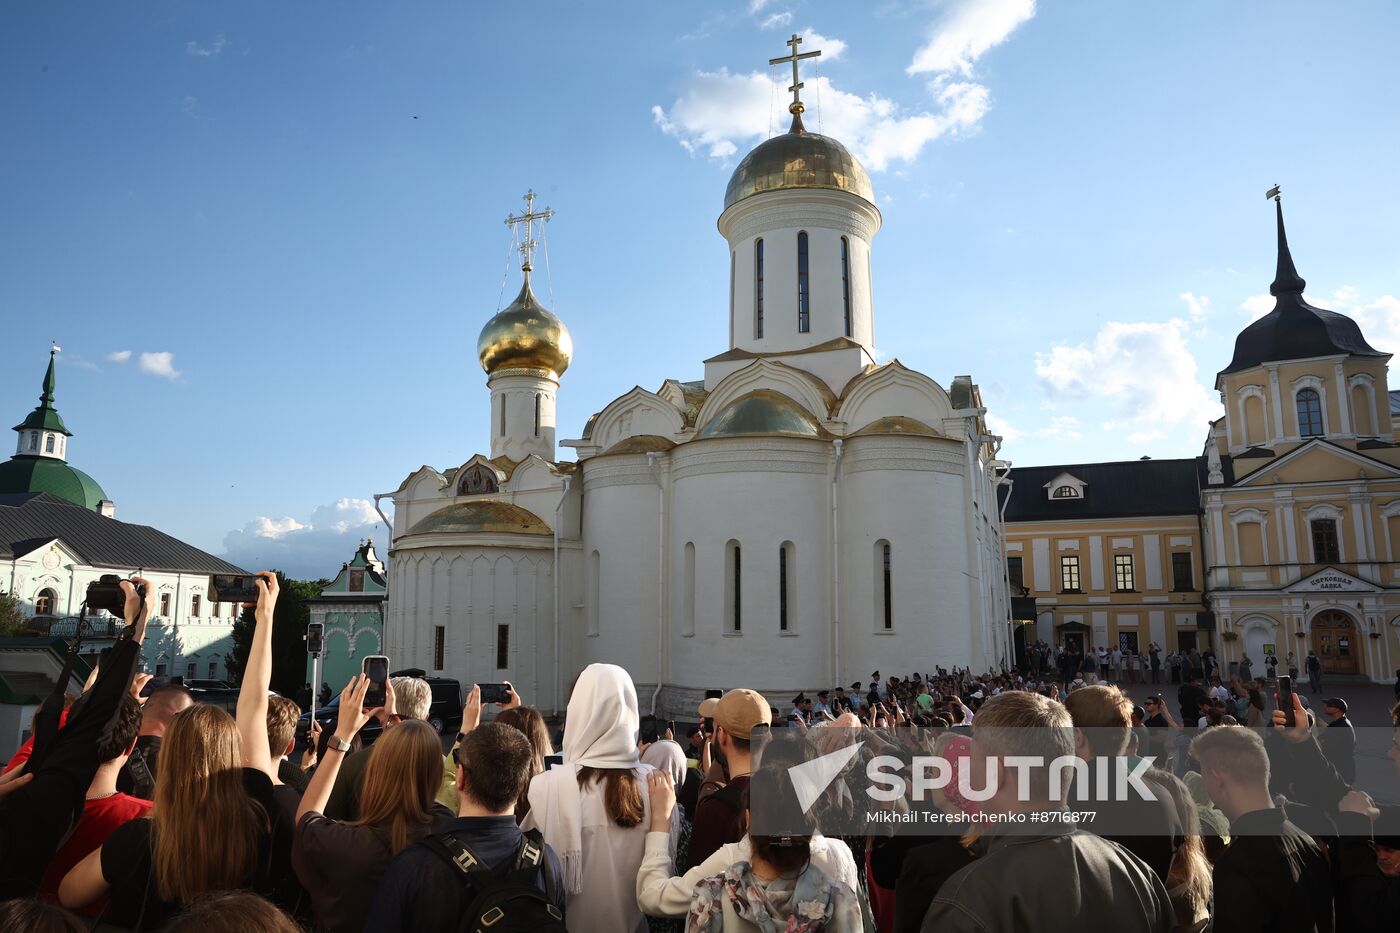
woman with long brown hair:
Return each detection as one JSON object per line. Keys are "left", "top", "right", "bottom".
{"left": 292, "top": 674, "right": 449, "bottom": 932}
{"left": 495, "top": 705, "right": 555, "bottom": 820}
{"left": 58, "top": 703, "right": 274, "bottom": 928}
{"left": 522, "top": 662, "right": 679, "bottom": 933}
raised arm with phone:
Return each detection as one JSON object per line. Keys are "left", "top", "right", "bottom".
{"left": 235, "top": 572, "right": 280, "bottom": 778}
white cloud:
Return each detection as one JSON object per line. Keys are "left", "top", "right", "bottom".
{"left": 798, "top": 29, "right": 846, "bottom": 61}
{"left": 186, "top": 35, "right": 226, "bottom": 58}
{"left": 1353, "top": 296, "right": 1400, "bottom": 356}
{"left": 105, "top": 350, "right": 132, "bottom": 363}
{"left": 908, "top": 0, "right": 1037, "bottom": 77}
{"left": 761, "top": 12, "right": 792, "bottom": 30}
{"left": 1241, "top": 293, "right": 1274, "bottom": 320}
{"left": 987, "top": 413, "right": 1081, "bottom": 445}
{"left": 1035, "top": 318, "right": 1220, "bottom": 440}
{"left": 138, "top": 351, "right": 182, "bottom": 380}
{"left": 652, "top": 67, "right": 989, "bottom": 171}
{"left": 654, "top": 3, "right": 1033, "bottom": 171}
{"left": 222, "top": 498, "right": 386, "bottom": 580}
{"left": 1179, "top": 292, "right": 1211, "bottom": 321}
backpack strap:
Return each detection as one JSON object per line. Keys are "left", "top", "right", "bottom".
{"left": 422, "top": 831, "right": 497, "bottom": 884}
{"left": 507, "top": 828, "right": 554, "bottom": 902}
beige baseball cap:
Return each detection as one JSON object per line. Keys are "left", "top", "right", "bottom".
{"left": 698, "top": 696, "right": 720, "bottom": 718}
{"left": 713, "top": 688, "right": 772, "bottom": 739}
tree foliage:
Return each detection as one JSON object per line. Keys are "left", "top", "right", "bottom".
{"left": 224, "top": 574, "right": 328, "bottom": 695}
{"left": 0, "top": 592, "right": 27, "bottom": 637}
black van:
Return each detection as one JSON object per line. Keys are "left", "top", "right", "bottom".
{"left": 295, "top": 671, "right": 462, "bottom": 745}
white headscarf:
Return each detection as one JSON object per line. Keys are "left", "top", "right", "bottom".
{"left": 526, "top": 663, "right": 644, "bottom": 892}
{"left": 641, "top": 739, "right": 687, "bottom": 787}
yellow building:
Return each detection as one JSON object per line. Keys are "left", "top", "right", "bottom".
{"left": 1006, "top": 198, "right": 1400, "bottom": 683}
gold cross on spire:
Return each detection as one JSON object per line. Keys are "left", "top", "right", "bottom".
{"left": 504, "top": 188, "right": 555, "bottom": 275}
{"left": 770, "top": 34, "right": 821, "bottom": 117}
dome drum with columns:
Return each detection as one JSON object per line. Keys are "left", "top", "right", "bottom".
{"left": 382, "top": 38, "right": 1012, "bottom": 716}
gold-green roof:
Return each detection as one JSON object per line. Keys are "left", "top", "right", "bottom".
{"left": 598, "top": 435, "right": 677, "bottom": 456}
{"left": 849, "top": 416, "right": 941, "bottom": 438}
{"left": 407, "top": 500, "right": 552, "bottom": 537}
{"left": 696, "top": 391, "right": 826, "bottom": 440}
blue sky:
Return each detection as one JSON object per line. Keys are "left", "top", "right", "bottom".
{"left": 4, "top": 1, "right": 1399, "bottom": 579}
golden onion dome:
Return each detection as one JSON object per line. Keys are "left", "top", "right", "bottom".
{"left": 477, "top": 277, "right": 573, "bottom": 378}
{"left": 724, "top": 118, "right": 874, "bottom": 210}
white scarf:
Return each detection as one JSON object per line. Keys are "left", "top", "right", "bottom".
{"left": 526, "top": 663, "right": 643, "bottom": 893}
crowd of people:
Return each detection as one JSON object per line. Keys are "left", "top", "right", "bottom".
{"left": 0, "top": 577, "right": 1396, "bottom": 931}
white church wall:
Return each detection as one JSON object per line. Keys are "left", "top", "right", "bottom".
{"left": 668, "top": 439, "right": 831, "bottom": 693}
{"left": 579, "top": 458, "right": 662, "bottom": 684}
{"left": 840, "top": 436, "right": 978, "bottom": 679}
{"left": 385, "top": 543, "right": 556, "bottom": 709}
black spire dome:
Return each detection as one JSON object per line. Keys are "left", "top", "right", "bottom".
{"left": 1217, "top": 192, "right": 1387, "bottom": 386}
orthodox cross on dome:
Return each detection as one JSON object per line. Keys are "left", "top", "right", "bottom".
{"left": 770, "top": 34, "right": 821, "bottom": 125}
{"left": 504, "top": 188, "right": 554, "bottom": 276}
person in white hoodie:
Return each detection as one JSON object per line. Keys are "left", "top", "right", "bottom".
{"left": 523, "top": 663, "right": 681, "bottom": 933}
{"left": 639, "top": 767, "right": 870, "bottom": 931}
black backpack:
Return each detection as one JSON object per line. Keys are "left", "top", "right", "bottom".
{"left": 421, "top": 827, "right": 566, "bottom": 933}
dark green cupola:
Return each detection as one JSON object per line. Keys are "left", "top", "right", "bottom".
{"left": 0, "top": 348, "right": 110, "bottom": 512}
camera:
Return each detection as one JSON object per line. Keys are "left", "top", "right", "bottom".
{"left": 86, "top": 574, "right": 144, "bottom": 617}
{"left": 306, "top": 622, "right": 324, "bottom": 655}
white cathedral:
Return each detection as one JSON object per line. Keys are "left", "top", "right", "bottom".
{"left": 381, "top": 42, "right": 1011, "bottom": 717}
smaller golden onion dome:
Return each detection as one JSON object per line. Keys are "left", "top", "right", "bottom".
{"left": 724, "top": 117, "right": 874, "bottom": 210}
{"left": 697, "top": 390, "right": 827, "bottom": 439}
{"left": 477, "top": 277, "right": 573, "bottom": 378}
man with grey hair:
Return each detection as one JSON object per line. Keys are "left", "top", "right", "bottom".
{"left": 324, "top": 676, "right": 435, "bottom": 821}
{"left": 1189, "top": 725, "right": 1334, "bottom": 932}
{"left": 921, "top": 691, "right": 1173, "bottom": 933}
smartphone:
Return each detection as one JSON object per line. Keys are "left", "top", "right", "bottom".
{"left": 305, "top": 622, "right": 324, "bottom": 655}
{"left": 1277, "top": 675, "right": 1295, "bottom": 727}
{"left": 478, "top": 683, "right": 512, "bottom": 705}
{"left": 209, "top": 573, "right": 261, "bottom": 603}
{"left": 363, "top": 655, "right": 389, "bottom": 708}
{"left": 703, "top": 688, "right": 722, "bottom": 734}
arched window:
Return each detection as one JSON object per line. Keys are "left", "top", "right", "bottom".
{"left": 28, "top": 432, "right": 37, "bottom": 451}
{"left": 754, "top": 239, "right": 765, "bottom": 339}
{"left": 725, "top": 540, "right": 742, "bottom": 633}
{"left": 534, "top": 394, "right": 541, "bottom": 437}
{"left": 1296, "top": 388, "right": 1324, "bottom": 437}
{"left": 34, "top": 588, "right": 56, "bottom": 616}
{"left": 44, "top": 434, "right": 55, "bottom": 453}
{"left": 840, "top": 237, "right": 852, "bottom": 338}
{"left": 779, "top": 541, "right": 795, "bottom": 632}
{"left": 797, "top": 231, "right": 810, "bottom": 333}
{"left": 1052, "top": 486, "right": 1081, "bottom": 499}
{"left": 682, "top": 542, "right": 696, "bottom": 637}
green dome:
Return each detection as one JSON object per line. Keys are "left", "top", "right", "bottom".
{"left": 0, "top": 456, "right": 107, "bottom": 510}
{"left": 697, "top": 391, "right": 826, "bottom": 439}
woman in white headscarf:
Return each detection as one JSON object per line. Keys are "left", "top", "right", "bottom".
{"left": 524, "top": 663, "right": 680, "bottom": 933}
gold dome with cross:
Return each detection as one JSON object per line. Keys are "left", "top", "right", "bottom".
{"left": 723, "top": 34, "right": 874, "bottom": 210}
{"left": 478, "top": 190, "right": 574, "bottom": 378}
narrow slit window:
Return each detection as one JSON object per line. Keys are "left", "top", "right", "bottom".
{"left": 754, "top": 239, "right": 765, "bottom": 338}
{"left": 881, "top": 542, "right": 892, "bottom": 629}
{"left": 496, "top": 624, "right": 509, "bottom": 669}
{"left": 499, "top": 395, "right": 506, "bottom": 436}
{"left": 779, "top": 544, "right": 789, "bottom": 632}
{"left": 734, "top": 545, "right": 742, "bottom": 632}
{"left": 797, "top": 231, "right": 810, "bottom": 333}
{"left": 434, "top": 625, "right": 445, "bottom": 670}
{"left": 840, "top": 237, "right": 852, "bottom": 337}
{"left": 534, "top": 394, "right": 541, "bottom": 437}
